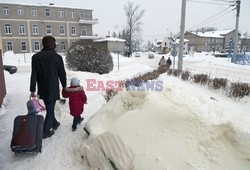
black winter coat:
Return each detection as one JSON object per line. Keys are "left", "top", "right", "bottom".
{"left": 30, "top": 48, "right": 66, "bottom": 100}
{"left": 167, "top": 59, "right": 172, "bottom": 65}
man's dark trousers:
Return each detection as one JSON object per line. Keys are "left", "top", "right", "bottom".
{"left": 43, "top": 100, "right": 58, "bottom": 135}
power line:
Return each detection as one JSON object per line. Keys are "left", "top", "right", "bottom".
{"left": 209, "top": 16, "right": 234, "bottom": 26}
{"left": 186, "top": 6, "right": 232, "bottom": 30}
{"left": 199, "top": 10, "right": 234, "bottom": 27}
{"left": 210, "top": 0, "right": 235, "bottom": 16}
{"left": 187, "top": 0, "right": 228, "bottom": 5}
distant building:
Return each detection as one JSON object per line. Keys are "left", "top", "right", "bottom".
{"left": 241, "top": 37, "right": 250, "bottom": 52}
{"left": 175, "top": 38, "right": 189, "bottom": 55}
{"left": 94, "top": 37, "right": 126, "bottom": 55}
{"left": 185, "top": 30, "right": 239, "bottom": 52}
{"left": 0, "top": 2, "right": 98, "bottom": 53}
{"left": 153, "top": 40, "right": 162, "bottom": 54}
{"left": 153, "top": 37, "right": 189, "bottom": 55}
{"left": 161, "top": 37, "right": 175, "bottom": 53}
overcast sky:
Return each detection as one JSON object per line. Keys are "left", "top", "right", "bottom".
{"left": 5, "top": 0, "right": 250, "bottom": 42}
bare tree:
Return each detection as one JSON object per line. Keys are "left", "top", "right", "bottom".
{"left": 124, "top": 1, "right": 145, "bottom": 56}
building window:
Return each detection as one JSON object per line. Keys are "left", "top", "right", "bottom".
{"left": 5, "top": 24, "right": 11, "bottom": 34}
{"left": 6, "top": 42, "right": 13, "bottom": 51}
{"left": 70, "top": 11, "right": 75, "bottom": 18}
{"left": 80, "top": 12, "right": 86, "bottom": 19}
{"left": 17, "top": 8, "right": 24, "bottom": 16}
{"left": 31, "top": 8, "right": 37, "bottom": 16}
{"left": 34, "top": 41, "right": 40, "bottom": 51}
{"left": 44, "top": 8, "right": 51, "bottom": 17}
{"left": 20, "top": 41, "right": 27, "bottom": 52}
{"left": 32, "top": 25, "right": 39, "bottom": 35}
{"left": 46, "top": 25, "right": 52, "bottom": 35}
{"left": 59, "top": 26, "right": 65, "bottom": 35}
{"left": 19, "top": 25, "right": 26, "bottom": 34}
{"left": 71, "top": 26, "right": 76, "bottom": 35}
{"left": 58, "top": 10, "right": 64, "bottom": 18}
{"left": 3, "top": 7, "right": 10, "bottom": 15}
{"left": 60, "top": 42, "right": 66, "bottom": 51}
{"left": 81, "top": 26, "right": 87, "bottom": 36}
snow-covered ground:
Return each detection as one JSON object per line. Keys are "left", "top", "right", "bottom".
{"left": 0, "top": 51, "right": 249, "bottom": 170}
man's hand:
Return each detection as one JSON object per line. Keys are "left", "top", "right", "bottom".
{"left": 30, "top": 92, "right": 36, "bottom": 98}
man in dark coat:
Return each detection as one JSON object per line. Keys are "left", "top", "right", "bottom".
{"left": 30, "top": 36, "right": 66, "bottom": 138}
{"left": 166, "top": 57, "right": 172, "bottom": 70}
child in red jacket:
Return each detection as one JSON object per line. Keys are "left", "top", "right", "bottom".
{"left": 62, "top": 77, "right": 87, "bottom": 131}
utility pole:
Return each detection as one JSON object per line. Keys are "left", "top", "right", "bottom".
{"left": 178, "top": 0, "right": 187, "bottom": 71}
{"left": 232, "top": 0, "right": 241, "bottom": 63}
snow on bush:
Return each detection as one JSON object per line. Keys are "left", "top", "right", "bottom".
{"left": 66, "top": 40, "right": 113, "bottom": 74}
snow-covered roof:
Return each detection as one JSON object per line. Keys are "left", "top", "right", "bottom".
{"left": 189, "top": 29, "right": 234, "bottom": 38}
{"left": 94, "top": 37, "right": 126, "bottom": 42}
{"left": 175, "top": 39, "right": 189, "bottom": 43}
{"left": 0, "top": 2, "right": 93, "bottom": 10}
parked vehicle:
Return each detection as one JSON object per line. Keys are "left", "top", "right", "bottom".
{"left": 135, "top": 52, "right": 140, "bottom": 57}
{"left": 148, "top": 53, "right": 154, "bottom": 59}
{"left": 3, "top": 65, "right": 17, "bottom": 74}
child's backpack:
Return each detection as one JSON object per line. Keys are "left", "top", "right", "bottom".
{"left": 27, "top": 98, "right": 46, "bottom": 114}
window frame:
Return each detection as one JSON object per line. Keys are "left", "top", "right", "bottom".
{"left": 19, "top": 24, "right": 26, "bottom": 35}
{"left": 46, "top": 25, "right": 52, "bottom": 35}
{"left": 32, "top": 25, "right": 39, "bottom": 35}
{"left": 58, "top": 10, "right": 64, "bottom": 18}
{"left": 31, "top": 7, "right": 37, "bottom": 16}
{"left": 59, "top": 25, "right": 65, "bottom": 35}
{"left": 70, "top": 11, "right": 75, "bottom": 18}
{"left": 20, "top": 41, "right": 27, "bottom": 52}
{"left": 3, "top": 7, "right": 10, "bottom": 15}
{"left": 5, "top": 24, "right": 11, "bottom": 34}
{"left": 6, "top": 41, "right": 13, "bottom": 51}
{"left": 80, "top": 12, "right": 86, "bottom": 19}
{"left": 17, "top": 8, "right": 24, "bottom": 16}
{"left": 60, "top": 41, "right": 66, "bottom": 51}
{"left": 34, "top": 41, "right": 40, "bottom": 51}
{"left": 71, "top": 26, "right": 76, "bottom": 35}
{"left": 81, "top": 26, "right": 87, "bottom": 36}
{"left": 44, "top": 8, "right": 51, "bottom": 17}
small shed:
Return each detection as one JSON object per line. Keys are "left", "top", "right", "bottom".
{"left": 0, "top": 50, "right": 6, "bottom": 108}
{"left": 94, "top": 37, "right": 126, "bottom": 55}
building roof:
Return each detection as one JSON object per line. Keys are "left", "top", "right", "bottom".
{"left": 175, "top": 39, "right": 189, "bottom": 43}
{"left": 94, "top": 37, "right": 126, "bottom": 42}
{"left": 189, "top": 29, "right": 234, "bottom": 38}
{"left": 0, "top": 2, "right": 93, "bottom": 10}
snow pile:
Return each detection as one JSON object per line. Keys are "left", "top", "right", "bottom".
{"left": 81, "top": 75, "right": 250, "bottom": 169}
{"left": 2, "top": 51, "right": 33, "bottom": 66}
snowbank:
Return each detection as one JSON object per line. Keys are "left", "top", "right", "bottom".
{"left": 82, "top": 75, "right": 250, "bottom": 169}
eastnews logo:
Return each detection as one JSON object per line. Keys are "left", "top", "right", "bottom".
{"left": 86, "top": 79, "right": 163, "bottom": 91}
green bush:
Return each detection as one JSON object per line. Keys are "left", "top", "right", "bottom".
{"left": 66, "top": 40, "right": 113, "bottom": 74}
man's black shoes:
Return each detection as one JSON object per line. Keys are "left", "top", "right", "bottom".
{"left": 53, "top": 122, "right": 60, "bottom": 130}
{"left": 43, "top": 130, "right": 55, "bottom": 139}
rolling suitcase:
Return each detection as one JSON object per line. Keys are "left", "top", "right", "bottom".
{"left": 10, "top": 114, "right": 44, "bottom": 153}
